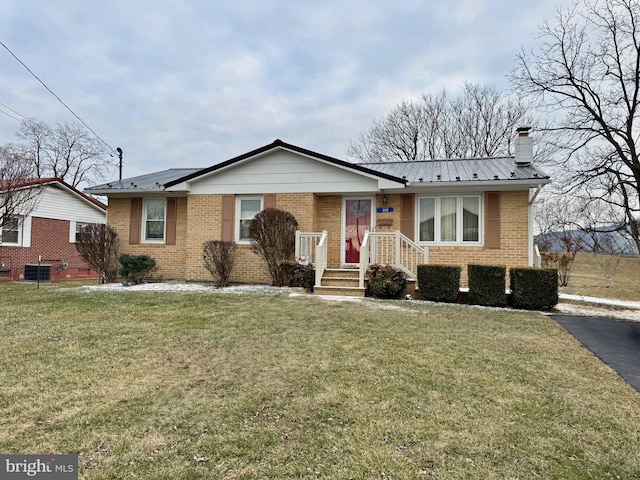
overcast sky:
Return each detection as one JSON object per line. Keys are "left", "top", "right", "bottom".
{"left": 0, "top": 1, "right": 569, "bottom": 183}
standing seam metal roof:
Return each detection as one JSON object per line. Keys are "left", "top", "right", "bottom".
{"left": 362, "top": 157, "right": 549, "bottom": 183}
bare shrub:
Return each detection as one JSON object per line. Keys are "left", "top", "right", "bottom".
{"left": 203, "top": 240, "right": 237, "bottom": 287}
{"left": 75, "top": 223, "right": 119, "bottom": 283}
{"left": 249, "top": 208, "right": 298, "bottom": 286}
{"left": 539, "top": 234, "right": 583, "bottom": 287}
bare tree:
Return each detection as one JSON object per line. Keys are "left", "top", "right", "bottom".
{"left": 511, "top": 0, "right": 640, "bottom": 251}
{"left": 534, "top": 195, "right": 585, "bottom": 286}
{"left": 348, "top": 83, "right": 535, "bottom": 163}
{"left": 75, "top": 224, "right": 120, "bottom": 283}
{"left": 0, "top": 146, "right": 42, "bottom": 245}
{"left": 15, "top": 118, "right": 112, "bottom": 187}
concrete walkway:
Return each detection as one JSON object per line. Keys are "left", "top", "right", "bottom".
{"left": 559, "top": 293, "right": 640, "bottom": 311}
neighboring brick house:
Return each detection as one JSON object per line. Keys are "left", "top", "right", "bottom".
{"left": 86, "top": 130, "right": 550, "bottom": 292}
{"left": 0, "top": 178, "right": 107, "bottom": 281}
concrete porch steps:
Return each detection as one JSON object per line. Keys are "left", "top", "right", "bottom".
{"left": 314, "top": 268, "right": 365, "bottom": 297}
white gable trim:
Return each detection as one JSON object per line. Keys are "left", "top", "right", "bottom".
{"left": 182, "top": 147, "right": 404, "bottom": 195}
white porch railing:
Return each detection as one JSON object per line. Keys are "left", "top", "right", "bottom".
{"left": 359, "top": 230, "right": 429, "bottom": 288}
{"left": 314, "top": 230, "right": 328, "bottom": 287}
{"left": 295, "top": 229, "right": 428, "bottom": 290}
{"left": 534, "top": 244, "right": 542, "bottom": 268}
{"left": 295, "top": 230, "right": 323, "bottom": 264}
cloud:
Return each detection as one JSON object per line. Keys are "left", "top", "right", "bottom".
{"left": 0, "top": 0, "right": 573, "bottom": 181}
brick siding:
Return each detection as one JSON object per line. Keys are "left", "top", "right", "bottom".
{"left": 0, "top": 217, "right": 99, "bottom": 281}
{"left": 106, "top": 190, "right": 531, "bottom": 287}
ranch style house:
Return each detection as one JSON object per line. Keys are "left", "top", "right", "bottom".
{"left": 86, "top": 129, "right": 550, "bottom": 295}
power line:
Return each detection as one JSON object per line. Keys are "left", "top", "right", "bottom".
{"left": 0, "top": 40, "right": 116, "bottom": 153}
{"left": 0, "top": 101, "right": 25, "bottom": 119}
{"left": 0, "top": 107, "right": 20, "bottom": 122}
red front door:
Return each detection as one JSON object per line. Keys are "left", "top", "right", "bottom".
{"left": 344, "top": 198, "right": 372, "bottom": 264}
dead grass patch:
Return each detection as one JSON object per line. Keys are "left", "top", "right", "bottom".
{"left": 562, "top": 252, "right": 640, "bottom": 301}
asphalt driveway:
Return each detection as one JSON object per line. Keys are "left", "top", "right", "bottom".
{"left": 550, "top": 315, "right": 640, "bottom": 393}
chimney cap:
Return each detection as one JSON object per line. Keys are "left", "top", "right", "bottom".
{"left": 516, "top": 127, "right": 531, "bottom": 135}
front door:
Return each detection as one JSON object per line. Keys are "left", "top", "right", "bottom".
{"left": 343, "top": 198, "right": 373, "bottom": 264}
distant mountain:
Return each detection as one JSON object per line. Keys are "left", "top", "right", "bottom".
{"left": 535, "top": 225, "right": 639, "bottom": 256}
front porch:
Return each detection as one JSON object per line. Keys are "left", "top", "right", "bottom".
{"left": 295, "top": 230, "right": 428, "bottom": 297}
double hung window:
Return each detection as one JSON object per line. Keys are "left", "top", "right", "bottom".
{"left": 237, "top": 196, "right": 262, "bottom": 242}
{"left": 1, "top": 216, "right": 20, "bottom": 244}
{"left": 143, "top": 199, "right": 166, "bottom": 242}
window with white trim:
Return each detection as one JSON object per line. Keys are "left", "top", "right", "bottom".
{"left": 71, "top": 221, "right": 93, "bottom": 243}
{"left": 417, "top": 195, "right": 482, "bottom": 244}
{"left": 1, "top": 215, "right": 21, "bottom": 245}
{"left": 143, "top": 199, "right": 166, "bottom": 242}
{"left": 237, "top": 196, "right": 262, "bottom": 242}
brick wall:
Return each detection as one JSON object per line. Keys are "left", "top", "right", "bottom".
{"left": 421, "top": 190, "right": 530, "bottom": 286}
{"left": 109, "top": 197, "right": 188, "bottom": 280}
{"left": 106, "top": 190, "right": 531, "bottom": 286}
{"left": 0, "top": 217, "right": 99, "bottom": 280}
{"left": 184, "top": 193, "right": 315, "bottom": 283}
{"left": 315, "top": 195, "right": 342, "bottom": 266}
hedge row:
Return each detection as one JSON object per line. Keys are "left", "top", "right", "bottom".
{"left": 416, "top": 263, "right": 558, "bottom": 310}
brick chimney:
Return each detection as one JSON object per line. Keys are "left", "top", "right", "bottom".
{"left": 514, "top": 127, "right": 533, "bottom": 166}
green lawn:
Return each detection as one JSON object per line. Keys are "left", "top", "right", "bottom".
{"left": 1, "top": 282, "right": 639, "bottom": 479}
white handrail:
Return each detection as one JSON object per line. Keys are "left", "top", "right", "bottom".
{"left": 314, "top": 230, "right": 328, "bottom": 287}
{"left": 295, "top": 230, "right": 323, "bottom": 264}
{"left": 534, "top": 244, "right": 542, "bottom": 268}
{"left": 359, "top": 230, "right": 371, "bottom": 288}
{"left": 366, "top": 231, "right": 428, "bottom": 279}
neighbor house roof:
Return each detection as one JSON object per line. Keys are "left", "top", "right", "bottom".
{"left": 1, "top": 177, "right": 107, "bottom": 210}
{"left": 85, "top": 139, "right": 550, "bottom": 195}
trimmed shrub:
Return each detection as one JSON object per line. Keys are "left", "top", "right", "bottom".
{"left": 203, "top": 240, "right": 237, "bottom": 287}
{"left": 280, "top": 261, "right": 314, "bottom": 290}
{"left": 249, "top": 208, "right": 298, "bottom": 286}
{"left": 367, "top": 264, "right": 407, "bottom": 299}
{"left": 417, "top": 264, "right": 461, "bottom": 303}
{"left": 510, "top": 267, "right": 558, "bottom": 310}
{"left": 75, "top": 223, "right": 119, "bottom": 284}
{"left": 119, "top": 254, "right": 157, "bottom": 285}
{"left": 468, "top": 264, "right": 507, "bottom": 307}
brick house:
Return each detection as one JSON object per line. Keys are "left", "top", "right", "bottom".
{"left": 86, "top": 130, "right": 550, "bottom": 294}
{"left": 0, "top": 178, "right": 107, "bottom": 281}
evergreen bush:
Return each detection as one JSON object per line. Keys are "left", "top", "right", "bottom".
{"left": 367, "top": 264, "right": 407, "bottom": 299}
{"left": 417, "top": 264, "right": 461, "bottom": 303}
{"left": 468, "top": 264, "right": 507, "bottom": 307}
{"left": 510, "top": 267, "right": 558, "bottom": 310}
{"left": 119, "top": 254, "right": 157, "bottom": 285}
{"left": 280, "top": 261, "right": 314, "bottom": 290}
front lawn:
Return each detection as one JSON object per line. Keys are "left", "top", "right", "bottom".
{"left": 0, "top": 282, "right": 639, "bottom": 479}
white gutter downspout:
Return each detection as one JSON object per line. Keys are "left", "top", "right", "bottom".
{"left": 528, "top": 184, "right": 543, "bottom": 267}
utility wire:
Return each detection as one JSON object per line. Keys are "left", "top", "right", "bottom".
{"left": 0, "top": 107, "right": 21, "bottom": 122}
{"left": 0, "top": 40, "right": 117, "bottom": 153}
{"left": 0, "top": 100, "right": 25, "bottom": 119}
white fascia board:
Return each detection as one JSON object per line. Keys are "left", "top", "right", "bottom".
{"left": 165, "top": 182, "right": 190, "bottom": 192}
{"left": 377, "top": 178, "right": 407, "bottom": 189}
